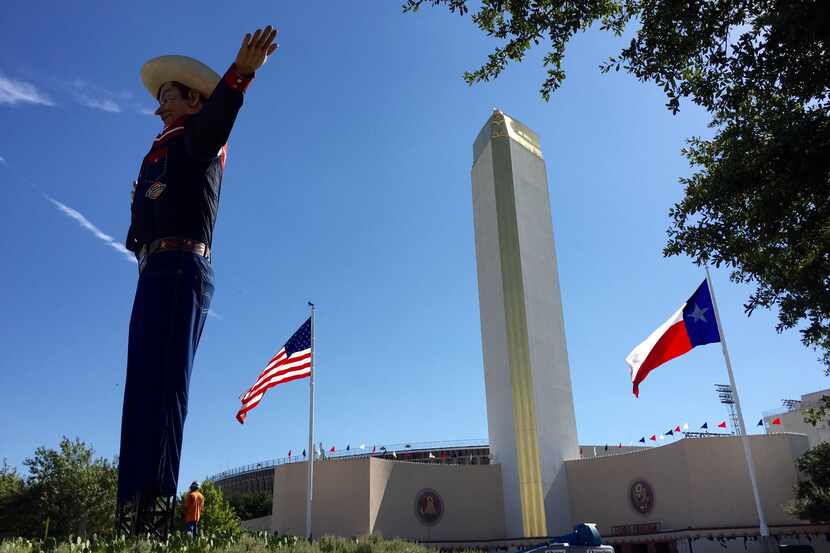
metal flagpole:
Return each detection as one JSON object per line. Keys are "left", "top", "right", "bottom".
{"left": 704, "top": 266, "right": 769, "bottom": 538}
{"left": 305, "top": 302, "right": 316, "bottom": 539}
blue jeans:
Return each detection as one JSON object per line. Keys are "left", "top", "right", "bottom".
{"left": 186, "top": 521, "right": 199, "bottom": 537}
{"left": 117, "top": 251, "right": 214, "bottom": 502}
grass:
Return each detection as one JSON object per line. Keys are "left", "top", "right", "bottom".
{"left": 0, "top": 533, "right": 478, "bottom": 553}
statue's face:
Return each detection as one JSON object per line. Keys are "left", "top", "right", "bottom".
{"left": 154, "top": 82, "right": 199, "bottom": 127}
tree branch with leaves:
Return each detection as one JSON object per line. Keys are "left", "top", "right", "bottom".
{"left": 404, "top": 1, "right": 830, "bottom": 394}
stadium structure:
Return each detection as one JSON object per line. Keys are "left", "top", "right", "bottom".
{"left": 211, "top": 432, "right": 826, "bottom": 552}
{"left": 211, "top": 112, "right": 828, "bottom": 553}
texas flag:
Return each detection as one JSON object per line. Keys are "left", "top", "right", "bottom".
{"left": 626, "top": 280, "right": 721, "bottom": 397}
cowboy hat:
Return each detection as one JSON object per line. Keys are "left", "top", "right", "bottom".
{"left": 140, "top": 55, "right": 221, "bottom": 100}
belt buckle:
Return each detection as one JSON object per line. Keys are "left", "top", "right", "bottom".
{"left": 137, "top": 245, "right": 148, "bottom": 274}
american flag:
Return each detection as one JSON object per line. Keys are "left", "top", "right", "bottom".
{"left": 236, "top": 318, "right": 312, "bottom": 424}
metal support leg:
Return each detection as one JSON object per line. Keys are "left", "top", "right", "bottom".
{"left": 117, "top": 494, "right": 176, "bottom": 538}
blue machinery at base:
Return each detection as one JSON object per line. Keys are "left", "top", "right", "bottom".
{"left": 520, "top": 524, "right": 614, "bottom": 553}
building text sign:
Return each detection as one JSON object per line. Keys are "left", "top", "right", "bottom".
{"left": 611, "top": 522, "right": 662, "bottom": 536}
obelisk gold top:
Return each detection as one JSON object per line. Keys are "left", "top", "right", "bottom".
{"left": 473, "top": 109, "right": 543, "bottom": 164}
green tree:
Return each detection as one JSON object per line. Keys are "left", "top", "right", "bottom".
{"left": 787, "top": 442, "right": 830, "bottom": 522}
{"left": 175, "top": 481, "right": 240, "bottom": 536}
{"left": 226, "top": 491, "right": 272, "bottom": 520}
{"left": 0, "top": 460, "right": 22, "bottom": 498}
{"left": 404, "top": 1, "right": 830, "bottom": 402}
{"left": 22, "top": 437, "right": 117, "bottom": 538}
{"left": 0, "top": 459, "right": 26, "bottom": 537}
{"left": 806, "top": 396, "right": 830, "bottom": 426}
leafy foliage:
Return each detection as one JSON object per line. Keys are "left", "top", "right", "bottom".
{"left": 225, "top": 491, "right": 271, "bottom": 520}
{"left": 805, "top": 396, "right": 830, "bottom": 426}
{"left": 403, "top": 0, "right": 628, "bottom": 101}
{"left": 0, "top": 460, "right": 26, "bottom": 537}
{"left": 3, "top": 440, "right": 244, "bottom": 539}
{"left": 787, "top": 442, "right": 830, "bottom": 522}
{"left": 0, "top": 438, "right": 116, "bottom": 538}
{"left": 665, "top": 98, "right": 830, "bottom": 364}
{"left": 174, "top": 481, "right": 240, "bottom": 537}
{"left": 404, "top": 0, "right": 830, "bottom": 382}
{"left": 25, "top": 437, "right": 117, "bottom": 538}
{"left": 0, "top": 461, "right": 22, "bottom": 499}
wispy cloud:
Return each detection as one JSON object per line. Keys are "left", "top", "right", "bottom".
{"left": 0, "top": 74, "right": 55, "bottom": 106}
{"left": 69, "top": 80, "right": 157, "bottom": 116}
{"left": 67, "top": 79, "right": 122, "bottom": 113}
{"left": 1, "top": 72, "right": 155, "bottom": 115}
{"left": 0, "top": 155, "right": 6, "bottom": 165}
{"left": 78, "top": 96, "right": 121, "bottom": 113}
{"left": 42, "top": 196, "right": 221, "bottom": 317}
{"left": 45, "top": 195, "right": 136, "bottom": 264}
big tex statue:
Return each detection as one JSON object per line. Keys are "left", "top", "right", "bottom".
{"left": 117, "top": 25, "right": 278, "bottom": 536}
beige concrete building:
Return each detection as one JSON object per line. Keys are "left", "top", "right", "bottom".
{"left": 764, "top": 389, "right": 830, "bottom": 448}
{"left": 215, "top": 432, "right": 827, "bottom": 552}
{"left": 272, "top": 457, "right": 504, "bottom": 540}
{"left": 567, "top": 434, "right": 821, "bottom": 552}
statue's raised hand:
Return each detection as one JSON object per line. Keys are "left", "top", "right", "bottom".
{"left": 235, "top": 25, "right": 279, "bottom": 76}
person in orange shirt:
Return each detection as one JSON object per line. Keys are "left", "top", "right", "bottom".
{"left": 184, "top": 481, "right": 204, "bottom": 537}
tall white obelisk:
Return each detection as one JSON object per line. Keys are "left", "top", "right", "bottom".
{"left": 472, "top": 110, "right": 578, "bottom": 537}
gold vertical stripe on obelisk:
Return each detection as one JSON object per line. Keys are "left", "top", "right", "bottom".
{"left": 489, "top": 115, "right": 548, "bottom": 537}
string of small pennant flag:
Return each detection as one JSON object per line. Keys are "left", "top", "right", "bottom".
{"left": 576, "top": 416, "right": 785, "bottom": 456}
{"left": 635, "top": 421, "right": 715, "bottom": 444}
{"left": 282, "top": 417, "right": 785, "bottom": 461}
{"left": 285, "top": 443, "right": 409, "bottom": 461}
{"left": 284, "top": 442, "right": 488, "bottom": 462}
{"left": 629, "top": 416, "right": 782, "bottom": 445}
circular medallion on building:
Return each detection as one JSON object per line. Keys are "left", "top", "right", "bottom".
{"left": 630, "top": 480, "right": 655, "bottom": 515}
{"left": 414, "top": 488, "right": 444, "bottom": 526}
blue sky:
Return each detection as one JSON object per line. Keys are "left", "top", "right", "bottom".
{"left": 1, "top": 1, "right": 826, "bottom": 488}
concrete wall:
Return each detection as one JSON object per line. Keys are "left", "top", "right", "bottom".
{"left": 565, "top": 434, "right": 809, "bottom": 535}
{"left": 369, "top": 458, "right": 504, "bottom": 540}
{"left": 769, "top": 409, "right": 830, "bottom": 448}
{"left": 269, "top": 434, "right": 813, "bottom": 542}
{"left": 272, "top": 457, "right": 504, "bottom": 540}
{"left": 765, "top": 390, "right": 830, "bottom": 448}
{"left": 272, "top": 458, "right": 371, "bottom": 537}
